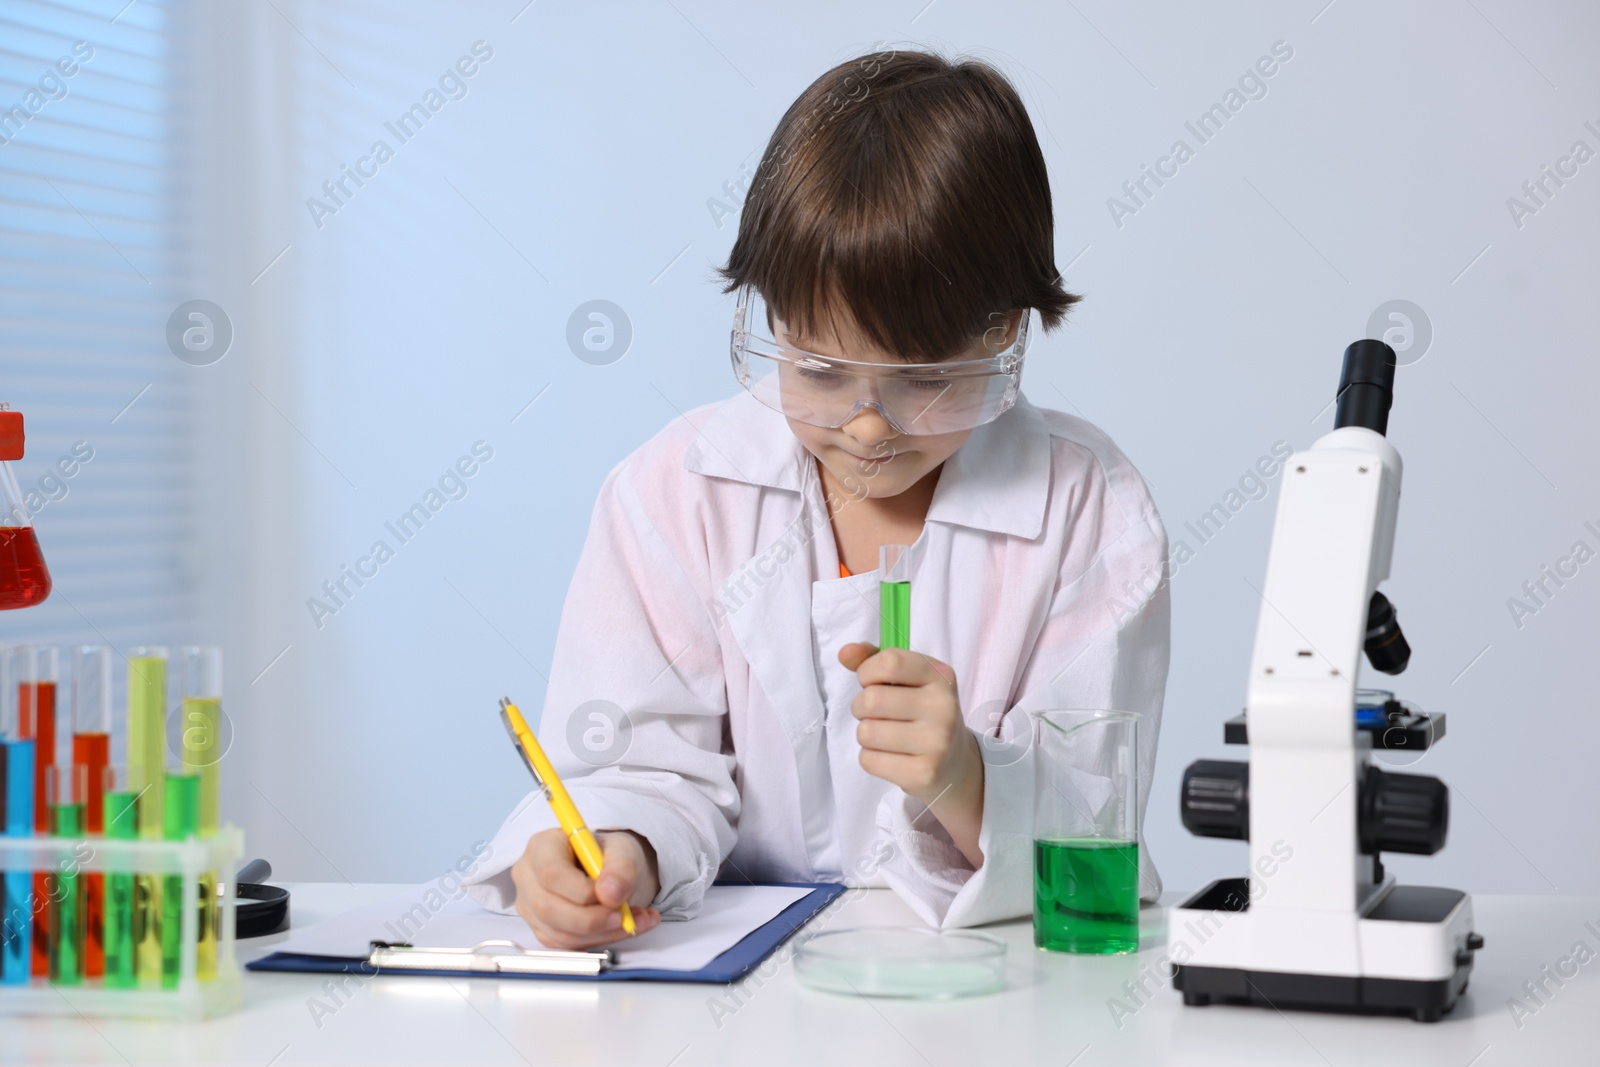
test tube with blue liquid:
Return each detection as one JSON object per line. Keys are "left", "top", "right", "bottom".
{"left": 879, "top": 545, "right": 911, "bottom": 650}
{"left": 1, "top": 647, "right": 34, "bottom": 984}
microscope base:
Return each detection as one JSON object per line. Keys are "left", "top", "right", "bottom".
{"left": 1170, "top": 879, "right": 1478, "bottom": 1023}
{"left": 1172, "top": 961, "right": 1468, "bottom": 1022}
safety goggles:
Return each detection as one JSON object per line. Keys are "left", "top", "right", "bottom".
{"left": 730, "top": 285, "right": 1029, "bottom": 437}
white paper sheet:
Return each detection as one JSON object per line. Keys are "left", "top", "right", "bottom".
{"left": 273, "top": 883, "right": 813, "bottom": 973}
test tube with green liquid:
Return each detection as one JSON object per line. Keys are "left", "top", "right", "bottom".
{"left": 879, "top": 544, "right": 912, "bottom": 650}
{"left": 47, "top": 765, "right": 87, "bottom": 984}
{"left": 126, "top": 647, "right": 167, "bottom": 984}
{"left": 101, "top": 767, "right": 140, "bottom": 989}
{"left": 178, "top": 646, "right": 221, "bottom": 980}
{"left": 160, "top": 767, "right": 199, "bottom": 989}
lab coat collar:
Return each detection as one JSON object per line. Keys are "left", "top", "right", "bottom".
{"left": 681, "top": 390, "right": 810, "bottom": 494}
{"left": 683, "top": 390, "right": 1052, "bottom": 541}
{"left": 925, "top": 393, "right": 1050, "bottom": 541}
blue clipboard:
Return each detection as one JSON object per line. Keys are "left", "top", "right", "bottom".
{"left": 247, "top": 882, "right": 846, "bottom": 984}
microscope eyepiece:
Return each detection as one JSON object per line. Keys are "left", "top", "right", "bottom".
{"left": 1334, "top": 339, "right": 1398, "bottom": 436}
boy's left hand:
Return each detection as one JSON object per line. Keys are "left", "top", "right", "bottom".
{"left": 839, "top": 643, "right": 985, "bottom": 866}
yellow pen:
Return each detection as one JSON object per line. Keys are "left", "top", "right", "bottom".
{"left": 498, "top": 697, "right": 636, "bottom": 936}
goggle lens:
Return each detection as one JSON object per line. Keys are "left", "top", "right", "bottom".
{"left": 730, "top": 287, "right": 1026, "bottom": 436}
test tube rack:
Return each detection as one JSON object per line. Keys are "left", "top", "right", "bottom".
{"left": 0, "top": 826, "right": 242, "bottom": 1020}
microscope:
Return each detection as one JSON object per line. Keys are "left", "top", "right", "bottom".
{"left": 1171, "top": 340, "right": 1481, "bottom": 1022}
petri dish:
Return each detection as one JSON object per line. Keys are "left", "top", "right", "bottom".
{"left": 795, "top": 926, "right": 1007, "bottom": 999}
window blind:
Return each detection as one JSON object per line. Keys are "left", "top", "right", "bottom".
{"left": 0, "top": 0, "right": 198, "bottom": 655}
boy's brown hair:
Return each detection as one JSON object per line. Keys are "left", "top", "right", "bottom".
{"left": 718, "top": 49, "right": 1079, "bottom": 361}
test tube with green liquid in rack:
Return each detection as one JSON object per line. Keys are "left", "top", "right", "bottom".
{"left": 178, "top": 646, "right": 222, "bottom": 980}
{"left": 47, "top": 764, "right": 88, "bottom": 984}
{"left": 160, "top": 766, "right": 199, "bottom": 989}
{"left": 879, "top": 544, "right": 912, "bottom": 650}
{"left": 127, "top": 647, "right": 167, "bottom": 984}
{"left": 101, "top": 767, "right": 140, "bottom": 989}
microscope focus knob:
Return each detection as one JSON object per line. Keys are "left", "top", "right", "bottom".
{"left": 1361, "top": 766, "right": 1449, "bottom": 855}
{"left": 1180, "top": 760, "right": 1250, "bottom": 840}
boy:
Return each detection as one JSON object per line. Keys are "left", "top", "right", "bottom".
{"left": 465, "top": 49, "right": 1169, "bottom": 949}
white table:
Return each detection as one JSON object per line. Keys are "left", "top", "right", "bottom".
{"left": 4, "top": 883, "right": 1595, "bottom": 1065}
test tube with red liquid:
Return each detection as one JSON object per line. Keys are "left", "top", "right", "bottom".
{"left": 16, "top": 645, "right": 59, "bottom": 976}
{"left": 72, "top": 646, "right": 113, "bottom": 978}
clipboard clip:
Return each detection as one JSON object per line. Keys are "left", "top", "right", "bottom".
{"left": 367, "top": 939, "right": 614, "bottom": 976}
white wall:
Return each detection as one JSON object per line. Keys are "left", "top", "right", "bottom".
{"left": 197, "top": 0, "right": 1598, "bottom": 895}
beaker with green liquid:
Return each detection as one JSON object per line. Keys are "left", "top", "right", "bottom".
{"left": 1033, "top": 711, "right": 1141, "bottom": 955}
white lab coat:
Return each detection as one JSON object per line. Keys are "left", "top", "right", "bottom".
{"left": 465, "top": 388, "right": 1171, "bottom": 929}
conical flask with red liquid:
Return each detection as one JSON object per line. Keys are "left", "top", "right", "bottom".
{"left": 0, "top": 407, "right": 52, "bottom": 609}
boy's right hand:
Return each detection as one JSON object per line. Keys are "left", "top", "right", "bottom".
{"left": 511, "top": 828, "right": 662, "bottom": 949}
